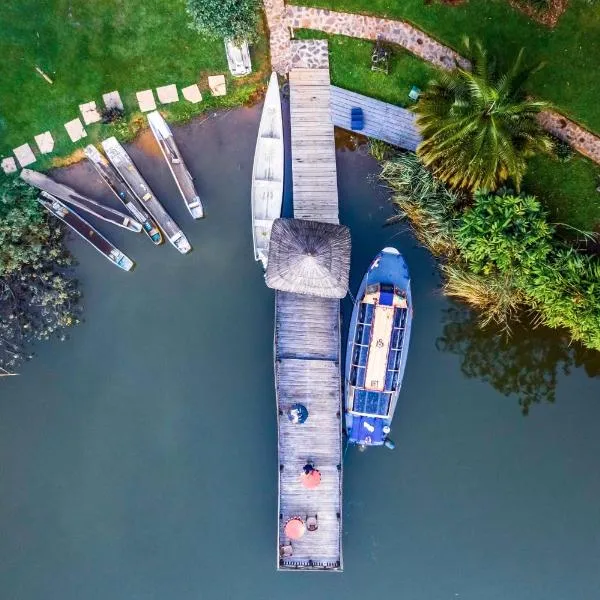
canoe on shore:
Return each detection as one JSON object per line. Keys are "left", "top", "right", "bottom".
{"left": 37, "top": 192, "right": 134, "bottom": 271}
{"left": 251, "top": 72, "right": 284, "bottom": 269}
{"left": 101, "top": 136, "right": 192, "bottom": 254}
{"left": 20, "top": 169, "right": 142, "bottom": 233}
{"left": 147, "top": 111, "right": 204, "bottom": 220}
{"left": 84, "top": 144, "right": 163, "bottom": 245}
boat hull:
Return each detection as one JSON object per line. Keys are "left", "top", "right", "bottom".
{"left": 251, "top": 72, "right": 284, "bottom": 269}
{"left": 84, "top": 144, "right": 163, "bottom": 245}
{"left": 146, "top": 111, "right": 204, "bottom": 220}
{"left": 37, "top": 192, "right": 134, "bottom": 271}
{"left": 344, "top": 248, "right": 413, "bottom": 447}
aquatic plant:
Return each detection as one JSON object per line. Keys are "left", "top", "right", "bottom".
{"left": 413, "top": 39, "right": 553, "bottom": 191}
{"left": 186, "top": 0, "right": 260, "bottom": 42}
{"left": 380, "top": 154, "right": 600, "bottom": 350}
{"left": 380, "top": 152, "right": 461, "bottom": 256}
{"left": 0, "top": 178, "right": 80, "bottom": 374}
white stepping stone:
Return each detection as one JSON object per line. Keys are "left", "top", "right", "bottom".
{"left": 182, "top": 84, "right": 203, "bottom": 103}
{"left": 156, "top": 84, "right": 179, "bottom": 104}
{"left": 208, "top": 75, "right": 227, "bottom": 97}
{"left": 136, "top": 89, "right": 156, "bottom": 112}
{"left": 13, "top": 144, "right": 36, "bottom": 167}
{"left": 79, "top": 101, "right": 101, "bottom": 125}
{"left": 102, "top": 90, "right": 124, "bottom": 111}
{"left": 1, "top": 157, "right": 17, "bottom": 174}
{"left": 64, "top": 118, "right": 87, "bottom": 142}
{"left": 34, "top": 131, "right": 54, "bottom": 154}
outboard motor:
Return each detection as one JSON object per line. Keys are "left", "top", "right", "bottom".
{"left": 384, "top": 438, "right": 396, "bottom": 450}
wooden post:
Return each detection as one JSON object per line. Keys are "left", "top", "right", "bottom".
{"left": 35, "top": 66, "right": 53, "bottom": 84}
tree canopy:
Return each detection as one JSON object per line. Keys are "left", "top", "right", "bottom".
{"left": 0, "top": 178, "right": 80, "bottom": 374}
{"left": 186, "top": 0, "right": 260, "bottom": 41}
{"left": 414, "top": 39, "right": 553, "bottom": 191}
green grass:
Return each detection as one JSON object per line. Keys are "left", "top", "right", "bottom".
{"left": 297, "top": 29, "right": 600, "bottom": 230}
{"left": 300, "top": 0, "right": 600, "bottom": 133}
{"left": 0, "top": 0, "right": 268, "bottom": 169}
{"left": 296, "top": 30, "right": 437, "bottom": 105}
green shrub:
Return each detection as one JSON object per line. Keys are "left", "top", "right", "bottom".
{"left": 0, "top": 178, "right": 80, "bottom": 373}
{"left": 456, "top": 190, "right": 554, "bottom": 276}
{"left": 380, "top": 154, "right": 600, "bottom": 351}
{"left": 186, "top": 0, "right": 260, "bottom": 41}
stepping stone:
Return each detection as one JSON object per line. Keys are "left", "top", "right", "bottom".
{"left": 156, "top": 84, "right": 179, "bottom": 104}
{"left": 34, "top": 131, "right": 54, "bottom": 154}
{"left": 1, "top": 157, "right": 17, "bottom": 174}
{"left": 64, "top": 118, "right": 87, "bottom": 142}
{"left": 13, "top": 144, "right": 36, "bottom": 167}
{"left": 79, "top": 101, "right": 102, "bottom": 125}
{"left": 102, "top": 90, "right": 124, "bottom": 111}
{"left": 136, "top": 89, "right": 156, "bottom": 112}
{"left": 182, "top": 84, "right": 203, "bottom": 104}
{"left": 208, "top": 75, "right": 227, "bottom": 97}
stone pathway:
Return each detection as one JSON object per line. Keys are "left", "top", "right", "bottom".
{"left": 34, "top": 131, "right": 54, "bottom": 154}
{"left": 156, "top": 84, "right": 179, "bottom": 104}
{"left": 264, "top": 0, "right": 292, "bottom": 73}
{"left": 287, "top": 5, "right": 468, "bottom": 70}
{"left": 262, "top": 2, "right": 600, "bottom": 167}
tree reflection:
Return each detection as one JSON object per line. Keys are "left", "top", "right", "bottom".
{"left": 436, "top": 307, "right": 600, "bottom": 414}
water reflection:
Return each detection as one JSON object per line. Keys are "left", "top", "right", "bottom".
{"left": 436, "top": 306, "right": 600, "bottom": 414}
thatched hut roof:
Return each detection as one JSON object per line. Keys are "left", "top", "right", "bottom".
{"left": 266, "top": 218, "right": 351, "bottom": 298}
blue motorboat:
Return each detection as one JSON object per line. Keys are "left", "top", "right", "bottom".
{"left": 344, "top": 248, "right": 413, "bottom": 449}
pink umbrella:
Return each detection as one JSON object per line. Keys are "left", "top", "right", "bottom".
{"left": 300, "top": 468, "right": 322, "bottom": 489}
{"left": 284, "top": 517, "right": 306, "bottom": 540}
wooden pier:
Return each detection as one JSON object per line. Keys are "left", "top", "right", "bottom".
{"left": 273, "top": 41, "right": 344, "bottom": 572}
{"left": 329, "top": 85, "right": 421, "bottom": 151}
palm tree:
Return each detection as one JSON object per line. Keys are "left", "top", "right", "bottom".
{"left": 414, "top": 39, "right": 553, "bottom": 192}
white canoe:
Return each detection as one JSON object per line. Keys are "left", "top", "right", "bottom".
{"left": 251, "top": 72, "right": 284, "bottom": 269}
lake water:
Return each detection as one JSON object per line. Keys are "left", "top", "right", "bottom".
{"left": 1, "top": 105, "right": 599, "bottom": 600}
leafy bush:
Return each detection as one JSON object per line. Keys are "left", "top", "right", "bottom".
{"left": 0, "top": 178, "right": 80, "bottom": 373}
{"left": 380, "top": 153, "right": 600, "bottom": 350}
{"left": 550, "top": 135, "right": 575, "bottom": 162}
{"left": 101, "top": 106, "right": 125, "bottom": 125}
{"left": 456, "top": 190, "right": 554, "bottom": 276}
{"left": 186, "top": 0, "right": 260, "bottom": 41}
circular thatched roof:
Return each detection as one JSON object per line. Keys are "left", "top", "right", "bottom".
{"left": 265, "top": 218, "right": 351, "bottom": 298}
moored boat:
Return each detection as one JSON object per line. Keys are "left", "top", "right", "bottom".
{"left": 225, "top": 39, "right": 252, "bottom": 77}
{"left": 344, "top": 248, "right": 413, "bottom": 449}
{"left": 146, "top": 111, "right": 204, "bottom": 219}
{"left": 251, "top": 72, "right": 284, "bottom": 269}
{"left": 101, "top": 136, "right": 192, "bottom": 254}
{"left": 20, "top": 168, "right": 142, "bottom": 233}
{"left": 84, "top": 144, "right": 163, "bottom": 245}
{"left": 37, "top": 192, "right": 134, "bottom": 271}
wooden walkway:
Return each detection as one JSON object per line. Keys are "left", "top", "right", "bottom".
{"left": 275, "top": 41, "right": 343, "bottom": 572}
{"left": 290, "top": 68, "right": 339, "bottom": 224}
{"left": 330, "top": 85, "right": 421, "bottom": 151}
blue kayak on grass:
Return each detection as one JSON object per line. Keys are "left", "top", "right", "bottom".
{"left": 344, "top": 247, "right": 413, "bottom": 449}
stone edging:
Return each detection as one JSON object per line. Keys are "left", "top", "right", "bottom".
{"left": 262, "top": 2, "right": 600, "bottom": 167}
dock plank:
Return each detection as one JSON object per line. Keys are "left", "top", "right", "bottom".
{"left": 276, "top": 43, "right": 343, "bottom": 573}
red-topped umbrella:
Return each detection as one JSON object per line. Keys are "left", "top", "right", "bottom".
{"left": 300, "top": 468, "right": 321, "bottom": 489}
{"left": 284, "top": 517, "right": 306, "bottom": 540}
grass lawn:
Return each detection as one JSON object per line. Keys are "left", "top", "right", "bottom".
{"left": 299, "top": 0, "right": 600, "bottom": 134}
{"left": 0, "top": 0, "right": 268, "bottom": 169}
{"left": 296, "top": 30, "right": 600, "bottom": 230}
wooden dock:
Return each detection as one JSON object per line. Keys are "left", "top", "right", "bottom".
{"left": 275, "top": 41, "right": 343, "bottom": 572}
{"left": 329, "top": 85, "right": 421, "bottom": 151}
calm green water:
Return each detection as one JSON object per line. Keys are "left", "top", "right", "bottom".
{"left": 1, "top": 106, "right": 599, "bottom": 600}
